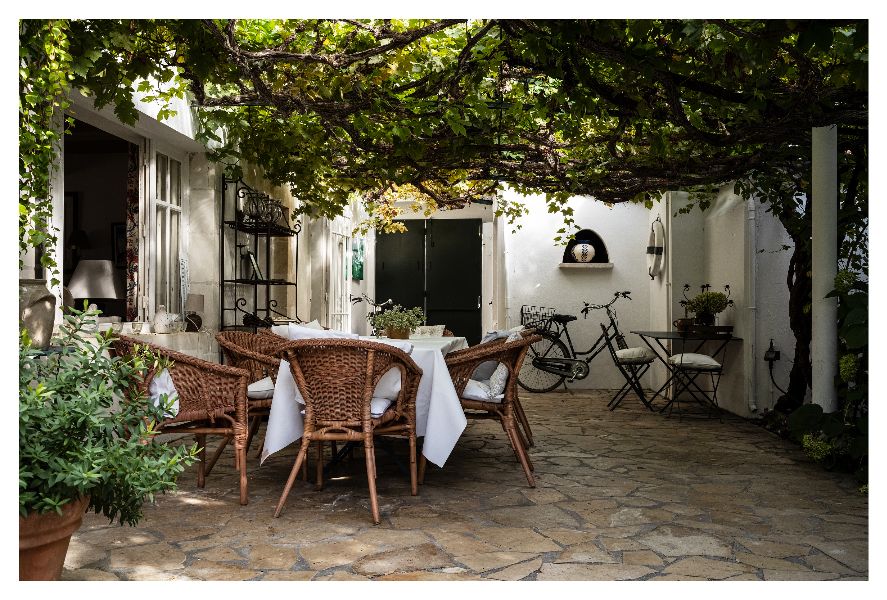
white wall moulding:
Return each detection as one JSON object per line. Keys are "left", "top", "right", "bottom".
{"left": 558, "top": 262, "right": 614, "bottom": 269}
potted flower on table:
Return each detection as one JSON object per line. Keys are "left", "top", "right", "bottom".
{"left": 367, "top": 304, "right": 425, "bottom": 339}
{"left": 680, "top": 284, "right": 735, "bottom": 328}
{"left": 19, "top": 306, "right": 198, "bottom": 580}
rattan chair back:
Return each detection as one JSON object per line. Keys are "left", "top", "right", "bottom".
{"left": 279, "top": 338, "right": 422, "bottom": 430}
{"left": 217, "top": 330, "right": 290, "bottom": 383}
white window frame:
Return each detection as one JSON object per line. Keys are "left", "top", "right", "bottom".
{"left": 328, "top": 217, "right": 352, "bottom": 331}
{"left": 146, "top": 142, "right": 189, "bottom": 319}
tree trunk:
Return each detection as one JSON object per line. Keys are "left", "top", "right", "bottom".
{"left": 776, "top": 242, "right": 813, "bottom": 413}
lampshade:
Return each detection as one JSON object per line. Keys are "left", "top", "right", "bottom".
{"left": 185, "top": 293, "right": 205, "bottom": 313}
{"left": 68, "top": 259, "right": 124, "bottom": 300}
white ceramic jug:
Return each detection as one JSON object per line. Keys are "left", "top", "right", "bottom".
{"left": 152, "top": 304, "right": 174, "bottom": 333}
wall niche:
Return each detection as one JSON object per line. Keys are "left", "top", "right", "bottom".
{"left": 560, "top": 229, "right": 612, "bottom": 268}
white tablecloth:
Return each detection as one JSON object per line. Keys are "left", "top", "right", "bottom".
{"left": 261, "top": 336, "right": 468, "bottom": 467}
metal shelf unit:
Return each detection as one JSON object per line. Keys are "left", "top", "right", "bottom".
{"left": 219, "top": 176, "right": 301, "bottom": 332}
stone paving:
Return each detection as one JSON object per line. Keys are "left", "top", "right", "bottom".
{"left": 64, "top": 390, "right": 868, "bottom": 581}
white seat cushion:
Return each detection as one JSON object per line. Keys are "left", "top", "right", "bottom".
{"left": 374, "top": 367, "right": 402, "bottom": 401}
{"left": 302, "top": 319, "right": 324, "bottom": 330}
{"left": 148, "top": 369, "right": 179, "bottom": 417}
{"left": 615, "top": 347, "right": 656, "bottom": 364}
{"left": 668, "top": 353, "right": 721, "bottom": 370}
{"left": 370, "top": 397, "right": 393, "bottom": 418}
{"left": 462, "top": 379, "right": 504, "bottom": 403}
{"left": 413, "top": 324, "right": 445, "bottom": 337}
{"left": 247, "top": 376, "right": 275, "bottom": 400}
{"left": 287, "top": 322, "right": 358, "bottom": 340}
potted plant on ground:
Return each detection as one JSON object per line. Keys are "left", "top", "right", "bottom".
{"left": 19, "top": 306, "right": 198, "bottom": 580}
{"left": 681, "top": 284, "right": 735, "bottom": 327}
{"left": 367, "top": 304, "right": 425, "bottom": 339}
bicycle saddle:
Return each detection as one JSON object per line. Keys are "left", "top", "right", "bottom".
{"left": 551, "top": 314, "right": 577, "bottom": 324}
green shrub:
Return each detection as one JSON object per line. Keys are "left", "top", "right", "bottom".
{"left": 19, "top": 306, "right": 198, "bottom": 525}
{"left": 367, "top": 304, "right": 426, "bottom": 332}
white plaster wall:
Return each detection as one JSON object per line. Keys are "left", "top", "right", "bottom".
{"left": 702, "top": 187, "right": 750, "bottom": 416}
{"left": 502, "top": 189, "right": 653, "bottom": 390}
{"left": 753, "top": 199, "right": 795, "bottom": 412}
{"left": 186, "top": 154, "right": 221, "bottom": 333}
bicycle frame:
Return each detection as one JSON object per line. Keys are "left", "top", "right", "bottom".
{"left": 530, "top": 291, "right": 630, "bottom": 380}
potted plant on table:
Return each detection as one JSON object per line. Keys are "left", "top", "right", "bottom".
{"left": 681, "top": 284, "right": 735, "bottom": 328}
{"left": 19, "top": 306, "right": 198, "bottom": 580}
{"left": 367, "top": 304, "right": 425, "bottom": 339}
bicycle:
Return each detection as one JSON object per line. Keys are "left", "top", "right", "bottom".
{"left": 517, "top": 290, "right": 633, "bottom": 393}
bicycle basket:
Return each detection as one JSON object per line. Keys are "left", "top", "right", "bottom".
{"left": 520, "top": 305, "right": 556, "bottom": 330}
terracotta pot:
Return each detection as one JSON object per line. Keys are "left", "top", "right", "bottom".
{"left": 385, "top": 327, "right": 411, "bottom": 340}
{"left": 19, "top": 278, "right": 57, "bottom": 350}
{"left": 19, "top": 496, "right": 90, "bottom": 581}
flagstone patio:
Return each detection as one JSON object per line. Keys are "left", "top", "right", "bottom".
{"left": 63, "top": 390, "right": 868, "bottom": 581}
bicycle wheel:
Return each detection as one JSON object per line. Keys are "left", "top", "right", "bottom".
{"left": 518, "top": 330, "right": 571, "bottom": 393}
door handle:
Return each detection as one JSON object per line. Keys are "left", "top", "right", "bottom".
{"left": 477, "top": 295, "right": 481, "bottom": 309}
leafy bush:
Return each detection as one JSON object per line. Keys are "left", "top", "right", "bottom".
{"left": 367, "top": 304, "right": 425, "bottom": 332}
{"left": 19, "top": 306, "right": 198, "bottom": 525}
{"left": 683, "top": 291, "right": 732, "bottom": 315}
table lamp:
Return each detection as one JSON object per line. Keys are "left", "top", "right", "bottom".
{"left": 184, "top": 293, "right": 205, "bottom": 332}
{"left": 68, "top": 259, "right": 124, "bottom": 303}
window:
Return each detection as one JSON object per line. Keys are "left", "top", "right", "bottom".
{"left": 154, "top": 153, "right": 183, "bottom": 315}
{"left": 328, "top": 220, "right": 352, "bottom": 331}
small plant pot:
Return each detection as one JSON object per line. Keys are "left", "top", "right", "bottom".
{"left": 385, "top": 327, "right": 411, "bottom": 339}
{"left": 694, "top": 312, "right": 715, "bottom": 327}
{"left": 19, "top": 496, "right": 90, "bottom": 580}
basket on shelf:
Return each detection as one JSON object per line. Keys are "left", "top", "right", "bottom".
{"left": 520, "top": 305, "right": 556, "bottom": 331}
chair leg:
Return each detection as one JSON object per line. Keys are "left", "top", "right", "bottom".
{"left": 205, "top": 435, "right": 230, "bottom": 476}
{"left": 513, "top": 398, "right": 534, "bottom": 447}
{"left": 504, "top": 418, "right": 535, "bottom": 487}
{"left": 364, "top": 437, "right": 381, "bottom": 524}
{"left": 418, "top": 453, "right": 427, "bottom": 485}
{"left": 408, "top": 433, "right": 418, "bottom": 496}
{"left": 238, "top": 445, "right": 249, "bottom": 506}
{"left": 274, "top": 438, "right": 310, "bottom": 518}
{"left": 245, "top": 416, "right": 261, "bottom": 454}
{"left": 196, "top": 433, "right": 206, "bottom": 488}
{"left": 300, "top": 440, "right": 308, "bottom": 481}
{"left": 315, "top": 440, "right": 325, "bottom": 491}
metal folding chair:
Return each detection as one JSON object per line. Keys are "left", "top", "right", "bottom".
{"left": 663, "top": 350, "right": 727, "bottom": 421}
{"left": 599, "top": 323, "right": 655, "bottom": 411}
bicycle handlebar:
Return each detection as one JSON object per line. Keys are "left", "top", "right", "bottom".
{"left": 581, "top": 290, "right": 631, "bottom": 318}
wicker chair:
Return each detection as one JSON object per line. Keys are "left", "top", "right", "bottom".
{"left": 110, "top": 335, "right": 251, "bottom": 505}
{"left": 422, "top": 334, "right": 541, "bottom": 487}
{"left": 273, "top": 338, "right": 423, "bottom": 524}
{"left": 216, "top": 330, "right": 292, "bottom": 453}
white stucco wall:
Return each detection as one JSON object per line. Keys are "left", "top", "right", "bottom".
{"left": 752, "top": 198, "right": 795, "bottom": 412}
{"left": 701, "top": 187, "right": 750, "bottom": 416}
{"left": 502, "top": 189, "right": 653, "bottom": 390}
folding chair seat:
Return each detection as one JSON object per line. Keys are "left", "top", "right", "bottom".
{"left": 665, "top": 352, "right": 724, "bottom": 420}
{"left": 599, "top": 323, "right": 656, "bottom": 411}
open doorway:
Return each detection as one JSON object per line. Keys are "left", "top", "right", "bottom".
{"left": 63, "top": 119, "right": 135, "bottom": 320}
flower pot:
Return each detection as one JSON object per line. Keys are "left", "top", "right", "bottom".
{"left": 19, "top": 278, "right": 57, "bottom": 350}
{"left": 694, "top": 312, "right": 715, "bottom": 327}
{"left": 19, "top": 496, "right": 90, "bottom": 580}
{"left": 385, "top": 327, "right": 411, "bottom": 339}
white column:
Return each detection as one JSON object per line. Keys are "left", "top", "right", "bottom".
{"left": 811, "top": 125, "right": 838, "bottom": 413}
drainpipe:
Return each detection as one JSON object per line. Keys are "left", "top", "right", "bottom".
{"left": 811, "top": 125, "right": 838, "bottom": 413}
{"left": 745, "top": 197, "right": 758, "bottom": 413}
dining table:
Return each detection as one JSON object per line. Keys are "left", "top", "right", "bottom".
{"left": 260, "top": 335, "right": 469, "bottom": 468}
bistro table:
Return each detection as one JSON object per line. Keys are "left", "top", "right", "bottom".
{"left": 631, "top": 330, "right": 742, "bottom": 412}
{"left": 261, "top": 335, "right": 469, "bottom": 468}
